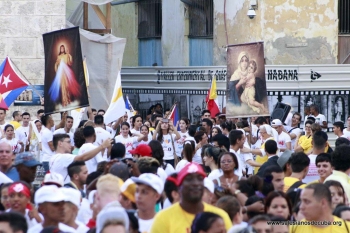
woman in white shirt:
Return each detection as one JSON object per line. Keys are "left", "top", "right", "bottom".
{"left": 148, "top": 140, "right": 175, "bottom": 176}
{"left": 175, "top": 118, "right": 190, "bottom": 158}
{"left": 152, "top": 119, "right": 181, "bottom": 167}
{"left": 1, "top": 125, "right": 24, "bottom": 153}
{"left": 175, "top": 140, "right": 195, "bottom": 172}
{"left": 115, "top": 122, "right": 145, "bottom": 158}
{"left": 130, "top": 115, "right": 143, "bottom": 135}
{"left": 203, "top": 146, "right": 224, "bottom": 180}
{"left": 136, "top": 125, "right": 152, "bottom": 146}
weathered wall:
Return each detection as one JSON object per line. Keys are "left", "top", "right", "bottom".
{"left": 214, "top": 0, "right": 338, "bottom": 65}
{"left": 111, "top": 3, "right": 138, "bottom": 66}
{"left": 0, "top": 0, "right": 66, "bottom": 119}
{"left": 162, "top": 0, "right": 189, "bottom": 66}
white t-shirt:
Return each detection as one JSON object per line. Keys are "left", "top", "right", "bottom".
{"left": 157, "top": 167, "right": 167, "bottom": 183}
{"left": 76, "top": 221, "right": 90, "bottom": 233}
{"left": 139, "top": 218, "right": 154, "bottom": 233}
{"left": 114, "top": 135, "right": 138, "bottom": 158}
{"left": 28, "top": 223, "right": 77, "bottom": 233}
{"left": 193, "top": 148, "right": 203, "bottom": 164}
{"left": 175, "top": 131, "right": 189, "bottom": 157}
{"left": 0, "top": 138, "right": 22, "bottom": 153}
{"left": 241, "top": 142, "right": 254, "bottom": 175}
{"left": 79, "top": 143, "right": 105, "bottom": 174}
{"left": 136, "top": 135, "right": 152, "bottom": 146}
{"left": 271, "top": 127, "right": 279, "bottom": 142}
{"left": 49, "top": 153, "right": 75, "bottom": 183}
{"left": 276, "top": 131, "right": 291, "bottom": 155}
{"left": 230, "top": 148, "right": 244, "bottom": 178}
{"left": 16, "top": 125, "right": 30, "bottom": 149}
{"left": 285, "top": 126, "right": 302, "bottom": 150}
{"left": 94, "top": 127, "right": 112, "bottom": 156}
{"left": 314, "top": 113, "right": 327, "bottom": 131}
{"left": 175, "top": 159, "right": 190, "bottom": 172}
{"left": 41, "top": 127, "right": 54, "bottom": 162}
{"left": 302, "top": 154, "right": 317, "bottom": 183}
{"left": 106, "top": 125, "right": 115, "bottom": 137}
{"left": 53, "top": 128, "right": 74, "bottom": 146}
{"left": 343, "top": 129, "right": 350, "bottom": 141}
{"left": 130, "top": 128, "right": 140, "bottom": 135}
{"left": 208, "top": 169, "right": 223, "bottom": 181}
{"left": 162, "top": 163, "right": 175, "bottom": 176}
{"left": 156, "top": 133, "right": 177, "bottom": 160}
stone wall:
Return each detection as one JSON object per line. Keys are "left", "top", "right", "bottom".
{"left": 0, "top": 0, "right": 66, "bottom": 121}
{"left": 214, "top": 0, "right": 338, "bottom": 65}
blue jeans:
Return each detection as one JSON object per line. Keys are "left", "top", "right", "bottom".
{"left": 42, "top": 162, "right": 50, "bottom": 174}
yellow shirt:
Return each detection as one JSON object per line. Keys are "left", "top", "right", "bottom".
{"left": 298, "top": 135, "right": 312, "bottom": 154}
{"left": 150, "top": 202, "right": 232, "bottom": 233}
{"left": 254, "top": 137, "right": 274, "bottom": 174}
{"left": 9, "top": 121, "right": 21, "bottom": 130}
{"left": 289, "top": 216, "right": 350, "bottom": 233}
{"left": 283, "top": 177, "right": 307, "bottom": 193}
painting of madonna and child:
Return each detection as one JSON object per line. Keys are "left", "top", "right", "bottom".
{"left": 226, "top": 42, "right": 269, "bottom": 118}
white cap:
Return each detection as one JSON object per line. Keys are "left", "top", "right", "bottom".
{"left": 131, "top": 173, "right": 164, "bottom": 195}
{"left": 35, "top": 185, "right": 65, "bottom": 204}
{"left": 43, "top": 172, "right": 64, "bottom": 187}
{"left": 271, "top": 119, "right": 283, "bottom": 126}
{"left": 96, "top": 206, "right": 129, "bottom": 233}
{"left": 204, "top": 177, "right": 214, "bottom": 193}
{"left": 61, "top": 188, "right": 81, "bottom": 208}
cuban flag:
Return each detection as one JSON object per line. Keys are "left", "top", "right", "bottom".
{"left": 0, "top": 57, "right": 29, "bottom": 109}
{"left": 206, "top": 77, "right": 220, "bottom": 118}
{"left": 168, "top": 104, "right": 180, "bottom": 130}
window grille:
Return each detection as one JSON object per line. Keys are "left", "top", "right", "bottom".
{"left": 138, "top": 0, "right": 162, "bottom": 38}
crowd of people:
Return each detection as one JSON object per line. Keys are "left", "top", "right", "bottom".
{"left": 1, "top": 103, "right": 350, "bottom": 233}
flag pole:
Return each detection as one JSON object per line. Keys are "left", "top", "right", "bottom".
{"left": 8, "top": 57, "right": 43, "bottom": 99}
{"left": 165, "top": 102, "right": 177, "bottom": 119}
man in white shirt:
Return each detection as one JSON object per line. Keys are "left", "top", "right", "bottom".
{"left": 271, "top": 119, "right": 291, "bottom": 156}
{"left": 16, "top": 112, "right": 31, "bottom": 151}
{"left": 132, "top": 173, "right": 163, "bottom": 233}
{"left": 79, "top": 126, "right": 106, "bottom": 174}
{"left": 303, "top": 131, "right": 327, "bottom": 184}
{"left": 49, "top": 133, "right": 112, "bottom": 184}
{"left": 229, "top": 130, "right": 247, "bottom": 178}
{"left": 333, "top": 121, "right": 346, "bottom": 138}
{"left": 54, "top": 116, "right": 74, "bottom": 148}
{"left": 94, "top": 115, "right": 112, "bottom": 157}
{"left": 343, "top": 116, "right": 350, "bottom": 140}
{"left": 28, "top": 185, "right": 77, "bottom": 233}
{"left": 284, "top": 112, "right": 302, "bottom": 150}
{"left": 41, "top": 114, "right": 55, "bottom": 173}
{"left": 61, "top": 188, "right": 90, "bottom": 233}
{"left": 310, "top": 104, "right": 327, "bottom": 131}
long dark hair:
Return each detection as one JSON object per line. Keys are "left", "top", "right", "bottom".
{"left": 191, "top": 212, "right": 223, "bottom": 233}
{"left": 58, "top": 45, "right": 66, "bottom": 55}
{"left": 132, "top": 115, "right": 143, "bottom": 129}
{"left": 156, "top": 121, "right": 170, "bottom": 143}
{"left": 149, "top": 140, "right": 167, "bottom": 169}
{"left": 121, "top": 122, "right": 132, "bottom": 136}
{"left": 182, "top": 140, "right": 195, "bottom": 162}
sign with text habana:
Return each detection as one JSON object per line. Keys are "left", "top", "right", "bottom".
{"left": 43, "top": 27, "right": 89, "bottom": 114}
{"left": 226, "top": 42, "right": 269, "bottom": 118}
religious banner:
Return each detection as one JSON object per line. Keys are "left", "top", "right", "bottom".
{"left": 226, "top": 42, "right": 269, "bottom": 118}
{"left": 43, "top": 27, "right": 89, "bottom": 114}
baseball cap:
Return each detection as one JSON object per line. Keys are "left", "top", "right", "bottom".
{"left": 177, "top": 163, "right": 207, "bottom": 186}
{"left": 61, "top": 188, "right": 81, "bottom": 208}
{"left": 14, "top": 152, "right": 41, "bottom": 167}
{"left": 271, "top": 119, "right": 283, "bottom": 126}
{"left": 128, "top": 144, "right": 152, "bottom": 157}
{"left": 35, "top": 185, "right": 66, "bottom": 204}
{"left": 277, "top": 149, "right": 293, "bottom": 169}
{"left": 120, "top": 178, "right": 136, "bottom": 203}
{"left": 131, "top": 173, "right": 163, "bottom": 195}
{"left": 96, "top": 206, "right": 129, "bottom": 233}
{"left": 43, "top": 172, "right": 64, "bottom": 187}
{"left": 204, "top": 177, "right": 214, "bottom": 193}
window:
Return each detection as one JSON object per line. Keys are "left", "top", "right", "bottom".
{"left": 187, "top": 0, "right": 213, "bottom": 38}
{"left": 339, "top": 0, "right": 350, "bottom": 34}
{"left": 138, "top": 0, "right": 162, "bottom": 38}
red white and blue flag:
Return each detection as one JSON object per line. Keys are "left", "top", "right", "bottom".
{"left": 168, "top": 103, "right": 180, "bottom": 130}
{"left": 0, "top": 57, "right": 29, "bottom": 109}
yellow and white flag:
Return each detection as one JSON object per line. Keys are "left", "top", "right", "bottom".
{"left": 104, "top": 71, "right": 126, "bottom": 124}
